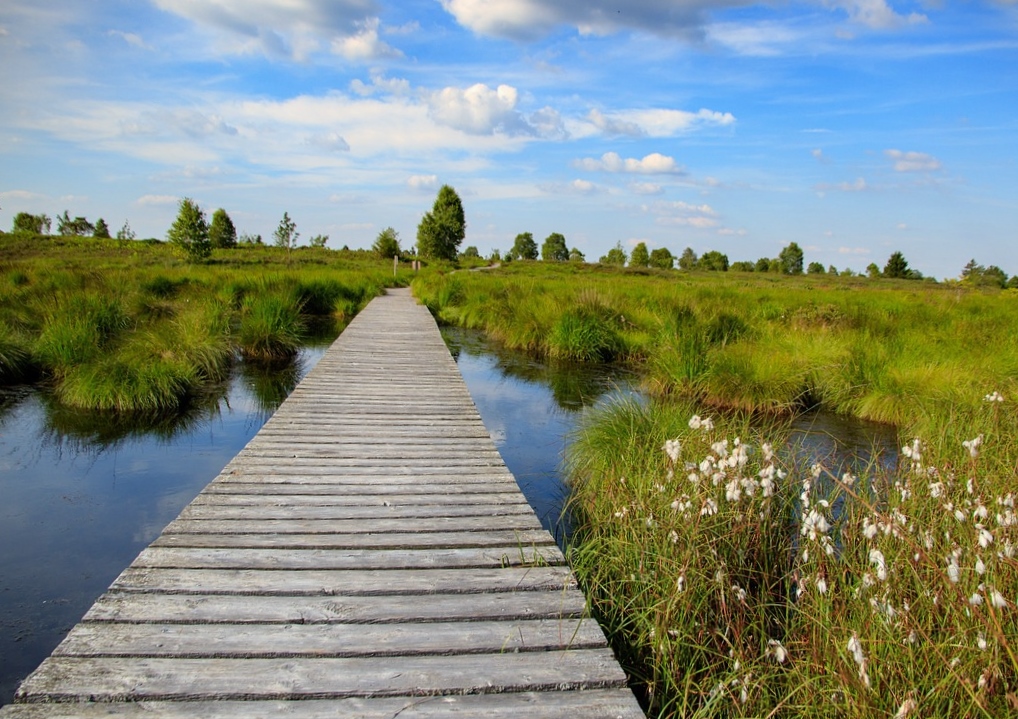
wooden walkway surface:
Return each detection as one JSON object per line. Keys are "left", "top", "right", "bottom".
{"left": 2, "top": 288, "right": 644, "bottom": 718}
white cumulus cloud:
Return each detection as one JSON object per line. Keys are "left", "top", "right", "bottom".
{"left": 332, "top": 17, "right": 401, "bottom": 60}
{"left": 427, "top": 83, "right": 530, "bottom": 136}
{"left": 575, "top": 152, "right": 684, "bottom": 175}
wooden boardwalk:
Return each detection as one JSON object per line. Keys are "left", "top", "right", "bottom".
{"left": 2, "top": 288, "right": 644, "bottom": 718}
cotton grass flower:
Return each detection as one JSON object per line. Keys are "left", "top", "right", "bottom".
{"left": 766, "top": 639, "right": 788, "bottom": 664}
{"left": 663, "top": 438, "right": 681, "bottom": 464}
{"left": 989, "top": 588, "right": 1008, "bottom": 609}
{"left": 962, "top": 434, "right": 983, "bottom": 459}
{"left": 869, "top": 549, "right": 888, "bottom": 582}
{"left": 688, "top": 414, "right": 714, "bottom": 431}
{"left": 847, "top": 633, "right": 871, "bottom": 688}
{"left": 984, "top": 391, "right": 1004, "bottom": 402}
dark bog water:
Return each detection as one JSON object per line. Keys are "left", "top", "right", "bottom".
{"left": 0, "top": 327, "right": 900, "bottom": 706}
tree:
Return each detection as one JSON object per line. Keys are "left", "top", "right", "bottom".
{"left": 309, "top": 234, "right": 329, "bottom": 248}
{"left": 628, "top": 241, "right": 650, "bottom": 268}
{"left": 569, "top": 247, "right": 586, "bottom": 263}
{"left": 489, "top": 249, "right": 501, "bottom": 262}
{"left": 883, "top": 251, "right": 910, "bottom": 279}
{"left": 57, "top": 211, "right": 94, "bottom": 236}
{"left": 678, "top": 247, "right": 698, "bottom": 270}
{"left": 779, "top": 242, "right": 804, "bottom": 275}
{"left": 541, "top": 232, "right": 569, "bottom": 262}
{"left": 649, "top": 247, "right": 673, "bottom": 269}
{"left": 12, "top": 212, "right": 50, "bottom": 234}
{"left": 983, "top": 265, "right": 1008, "bottom": 288}
{"left": 510, "top": 232, "right": 538, "bottom": 260}
{"left": 239, "top": 233, "right": 263, "bottom": 245}
{"left": 754, "top": 257, "right": 771, "bottom": 273}
{"left": 600, "top": 241, "right": 627, "bottom": 266}
{"left": 93, "top": 218, "right": 111, "bottom": 239}
{"left": 866, "top": 262, "right": 881, "bottom": 279}
{"left": 1008, "top": 275, "right": 1018, "bottom": 290}
{"left": 461, "top": 245, "right": 480, "bottom": 258}
{"left": 209, "top": 209, "right": 237, "bottom": 249}
{"left": 699, "top": 250, "right": 729, "bottom": 272}
{"left": 807, "top": 261, "right": 825, "bottom": 275}
{"left": 166, "top": 197, "right": 211, "bottom": 262}
{"left": 116, "top": 220, "right": 135, "bottom": 241}
{"left": 731, "top": 261, "right": 755, "bottom": 272}
{"left": 828, "top": 265, "right": 838, "bottom": 275}
{"left": 416, "top": 185, "right": 465, "bottom": 261}
{"left": 274, "top": 212, "right": 299, "bottom": 249}
{"left": 961, "top": 259, "right": 984, "bottom": 282}
{"left": 373, "top": 227, "right": 401, "bottom": 258}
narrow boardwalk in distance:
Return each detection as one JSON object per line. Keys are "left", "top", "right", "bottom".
{"left": 3, "top": 288, "right": 644, "bottom": 718}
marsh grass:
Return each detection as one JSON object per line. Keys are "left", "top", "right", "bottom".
{"left": 238, "top": 292, "right": 306, "bottom": 360}
{"left": 568, "top": 398, "right": 1018, "bottom": 717}
{"left": 0, "top": 234, "right": 407, "bottom": 411}
{"left": 413, "top": 263, "right": 1018, "bottom": 435}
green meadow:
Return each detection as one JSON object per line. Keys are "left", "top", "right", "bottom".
{"left": 0, "top": 233, "right": 408, "bottom": 413}
{"left": 414, "top": 262, "right": 1018, "bottom": 718}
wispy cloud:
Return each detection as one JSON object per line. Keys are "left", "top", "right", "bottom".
{"left": 885, "top": 149, "right": 941, "bottom": 172}
{"left": 815, "top": 177, "right": 868, "bottom": 193}
{"left": 646, "top": 200, "right": 720, "bottom": 228}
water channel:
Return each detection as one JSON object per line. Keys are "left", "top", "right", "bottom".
{"left": 0, "top": 325, "right": 898, "bottom": 706}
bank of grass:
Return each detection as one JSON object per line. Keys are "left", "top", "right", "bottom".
{"left": 0, "top": 234, "right": 410, "bottom": 411}
{"left": 413, "top": 262, "right": 1018, "bottom": 434}
{"left": 414, "top": 262, "right": 1018, "bottom": 717}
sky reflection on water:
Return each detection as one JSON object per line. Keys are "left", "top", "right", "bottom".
{"left": 0, "top": 348, "right": 324, "bottom": 706}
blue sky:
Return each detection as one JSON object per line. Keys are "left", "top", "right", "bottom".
{"left": 1, "top": 0, "right": 1015, "bottom": 279}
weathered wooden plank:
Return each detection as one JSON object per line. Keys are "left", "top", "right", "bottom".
{"left": 15, "top": 650, "right": 628, "bottom": 702}
{"left": 162, "top": 515, "right": 544, "bottom": 535}
{"left": 83, "top": 589, "right": 588, "bottom": 624}
{"left": 190, "top": 492, "right": 527, "bottom": 507}
{"left": 110, "top": 566, "right": 579, "bottom": 595}
{"left": 152, "top": 529, "right": 556, "bottom": 550}
{"left": 178, "top": 504, "right": 537, "bottom": 521}
{"left": 0, "top": 689, "right": 645, "bottom": 718}
{"left": 222, "top": 456, "right": 506, "bottom": 468}
{"left": 53, "top": 618, "right": 606, "bottom": 658}
{"left": 214, "top": 462, "right": 517, "bottom": 472}
{"left": 211, "top": 470, "right": 518, "bottom": 484}
{"left": 235, "top": 454, "right": 507, "bottom": 465}
{"left": 132, "top": 545, "right": 565, "bottom": 571}
{"left": 203, "top": 480, "right": 519, "bottom": 495}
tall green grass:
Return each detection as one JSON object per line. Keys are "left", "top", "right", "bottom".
{"left": 413, "top": 263, "right": 1018, "bottom": 434}
{"left": 0, "top": 234, "right": 409, "bottom": 411}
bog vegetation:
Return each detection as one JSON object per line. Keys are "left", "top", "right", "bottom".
{"left": 413, "top": 261, "right": 1018, "bottom": 718}
{"left": 0, "top": 233, "right": 408, "bottom": 413}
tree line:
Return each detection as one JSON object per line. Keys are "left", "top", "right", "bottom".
{"left": 9, "top": 190, "right": 1015, "bottom": 286}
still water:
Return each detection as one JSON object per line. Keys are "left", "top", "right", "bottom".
{"left": 0, "top": 349, "right": 322, "bottom": 704}
{"left": 0, "top": 327, "right": 899, "bottom": 705}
